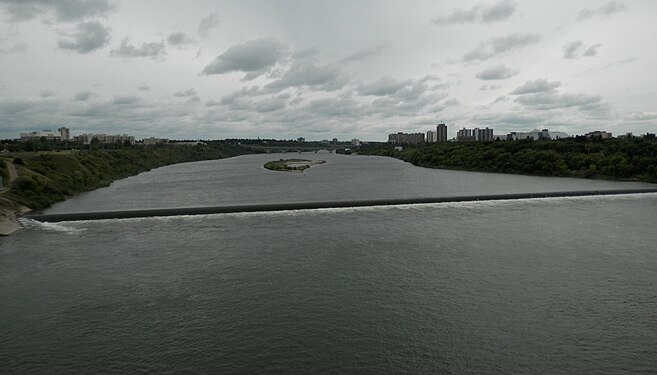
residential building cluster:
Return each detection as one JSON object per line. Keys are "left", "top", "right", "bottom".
{"left": 20, "top": 127, "right": 70, "bottom": 142}
{"left": 457, "top": 127, "right": 494, "bottom": 142}
{"left": 73, "top": 133, "right": 135, "bottom": 145}
{"left": 584, "top": 131, "right": 612, "bottom": 139}
{"left": 388, "top": 132, "right": 425, "bottom": 145}
{"left": 426, "top": 123, "right": 448, "bottom": 143}
{"left": 389, "top": 123, "right": 447, "bottom": 144}
{"left": 17, "top": 127, "right": 140, "bottom": 145}
{"left": 506, "top": 129, "right": 569, "bottom": 141}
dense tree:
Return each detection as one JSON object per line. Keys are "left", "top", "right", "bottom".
{"left": 357, "top": 137, "right": 657, "bottom": 182}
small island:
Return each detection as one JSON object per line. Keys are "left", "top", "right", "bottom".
{"left": 264, "top": 159, "right": 326, "bottom": 172}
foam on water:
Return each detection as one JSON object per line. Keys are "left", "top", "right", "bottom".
{"left": 48, "top": 192, "right": 657, "bottom": 226}
{"left": 18, "top": 218, "right": 86, "bottom": 234}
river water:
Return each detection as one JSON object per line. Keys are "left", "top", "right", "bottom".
{"left": 2, "top": 153, "right": 656, "bottom": 373}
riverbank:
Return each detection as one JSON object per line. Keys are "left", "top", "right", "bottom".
{"left": 355, "top": 137, "right": 657, "bottom": 183}
{"left": 0, "top": 143, "right": 255, "bottom": 234}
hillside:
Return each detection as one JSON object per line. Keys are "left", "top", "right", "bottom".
{"left": 0, "top": 142, "right": 255, "bottom": 221}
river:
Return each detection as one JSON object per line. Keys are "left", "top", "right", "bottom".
{"left": 1, "top": 153, "right": 656, "bottom": 373}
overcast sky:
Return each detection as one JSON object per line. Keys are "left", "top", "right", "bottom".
{"left": 1, "top": 0, "right": 656, "bottom": 140}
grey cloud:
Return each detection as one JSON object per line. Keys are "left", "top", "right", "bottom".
{"left": 471, "top": 112, "right": 550, "bottom": 129}
{"left": 0, "top": 43, "right": 27, "bottom": 54}
{"left": 562, "top": 41, "right": 601, "bottom": 59}
{"left": 432, "top": 0, "right": 515, "bottom": 25}
{"left": 364, "top": 76, "right": 448, "bottom": 117}
{"left": 58, "top": 20, "right": 110, "bottom": 54}
{"left": 624, "top": 112, "right": 657, "bottom": 122}
{"left": 110, "top": 37, "right": 166, "bottom": 59}
{"left": 40, "top": 89, "right": 55, "bottom": 97}
{"left": 462, "top": 32, "right": 541, "bottom": 62}
{"left": 304, "top": 97, "right": 370, "bottom": 119}
{"left": 475, "top": 65, "right": 519, "bottom": 80}
{"left": 112, "top": 95, "right": 140, "bottom": 105}
{"left": 480, "top": 84, "right": 501, "bottom": 91}
{"left": 220, "top": 86, "right": 263, "bottom": 106}
{"left": 137, "top": 84, "right": 149, "bottom": 91}
{"left": 584, "top": 44, "right": 601, "bottom": 57}
{"left": 432, "top": 6, "right": 481, "bottom": 24}
{"left": 74, "top": 90, "right": 95, "bottom": 101}
{"left": 340, "top": 44, "right": 388, "bottom": 63}
{"left": 514, "top": 92, "right": 605, "bottom": 113}
{"left": 357, "top": 77, "right": 412, "bottom": 96}
{"left": 174, "top": 88, "right": 198, "bottom": 98}
{"left": 265, "top": 61, "right": 348, "bottom": 91}
{"left": 481, "top": 0, "right": 515, "bottom": 23}
{"left": 293, "top": 46, "right": 320, "bottom": 60}
{"left": 201, "top": 38, "right": 287, "bottom": 78}
{"left": 167, "top": 32, "right": 195, "bottom": 47}
{"left": 578, "top": 1, "right": 627, "bottom": 20}
{"left": 254, "top": 97, "right": 287, "bottom": 113}
{"left": 198, "top": 13, "right": 219, "bottom": 36}
{"left": 0, "top": 0, "right": 116, "bottom": 22}
{"left": 562, "top": 40, "right": 583, "bottom": 59}
{"left": 510, "top": 79, "right": 560, "bottom": 95}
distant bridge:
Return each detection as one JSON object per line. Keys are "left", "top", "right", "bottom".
{"left": 243, "top": 145, "right": 346, "bottom": 153}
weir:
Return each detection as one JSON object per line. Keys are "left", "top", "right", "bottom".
{"left": 24, "top": 188, "right": 657, "bottom": 223}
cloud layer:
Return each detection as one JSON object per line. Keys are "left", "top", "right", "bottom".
{"left": 432, "top": 0, "right": 516, "bottom": 25}
{"left": 462, "top": 33, "right": 541, "bottom": 62}
{"left": 58, "top": 20, "right": 110, "bottom": 54}
{"left": 201, "top": 38, "right": 287, "bottom": 78}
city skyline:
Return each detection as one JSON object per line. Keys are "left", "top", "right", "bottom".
{"left": 1, "top": 0, "right": 656, "bottom": 141}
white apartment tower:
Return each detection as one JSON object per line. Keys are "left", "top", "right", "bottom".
{"left": 58, "top": 127, "right": 70, "bottom": 141}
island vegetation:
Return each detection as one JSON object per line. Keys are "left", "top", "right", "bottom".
{"left": 355, "top": 136, "right": 657, "bottom": 183}
{"left": 264, "top": 159, "right": 326, "bottom": 172}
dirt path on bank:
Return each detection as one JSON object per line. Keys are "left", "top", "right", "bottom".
{"left": 1, "top": 160, "right": 18, "bottom": 192}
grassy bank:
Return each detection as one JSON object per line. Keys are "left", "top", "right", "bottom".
{"left": 357, "top": 137, "right": 657, "bottom": 183}
{"left": 0, "top": 142, "right": 255, "bottom": 212}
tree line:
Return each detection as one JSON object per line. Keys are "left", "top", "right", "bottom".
{"left": 356, "top": 137, "right": 657, "bottom": 182}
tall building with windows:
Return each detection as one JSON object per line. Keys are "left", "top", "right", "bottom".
{"left": 436, "top": 123, "right": 447, "bottom": 142}
{"left": 58, "top": 127, "right": 70, "bottom": 141}
{"left": 473, "top": 127, "right": 493, "bottom": 141}
{"left": 457, "top": 127, "right": 493, "bottom": 142}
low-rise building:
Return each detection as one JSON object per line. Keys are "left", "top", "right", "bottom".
{"left": 73, "top": 133, "right": 136, "bottom": 145}
{"left": 20, "top": 130, "right": 61, "bottom": 141}
{"left": 143, "top": 137, "right": 169, "bottom": 145}
{"left": 507, "top": 129, "right": 569, "bottom": 141}
{"left": 585, "top": 131, "right": 612, "bottom": 139}
{"left": 388, "top": 132, "right": 425, "bottom": 144}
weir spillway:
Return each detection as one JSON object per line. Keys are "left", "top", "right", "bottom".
{"left": 23, "top": 188, "right": 657, "bottom": 223}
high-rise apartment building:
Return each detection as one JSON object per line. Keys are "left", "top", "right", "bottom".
{"left": 58, "top": 127, "right": 70, "bottom": 141}
{"left": 436, "top": 123, "right": 447, "bottom": 142}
